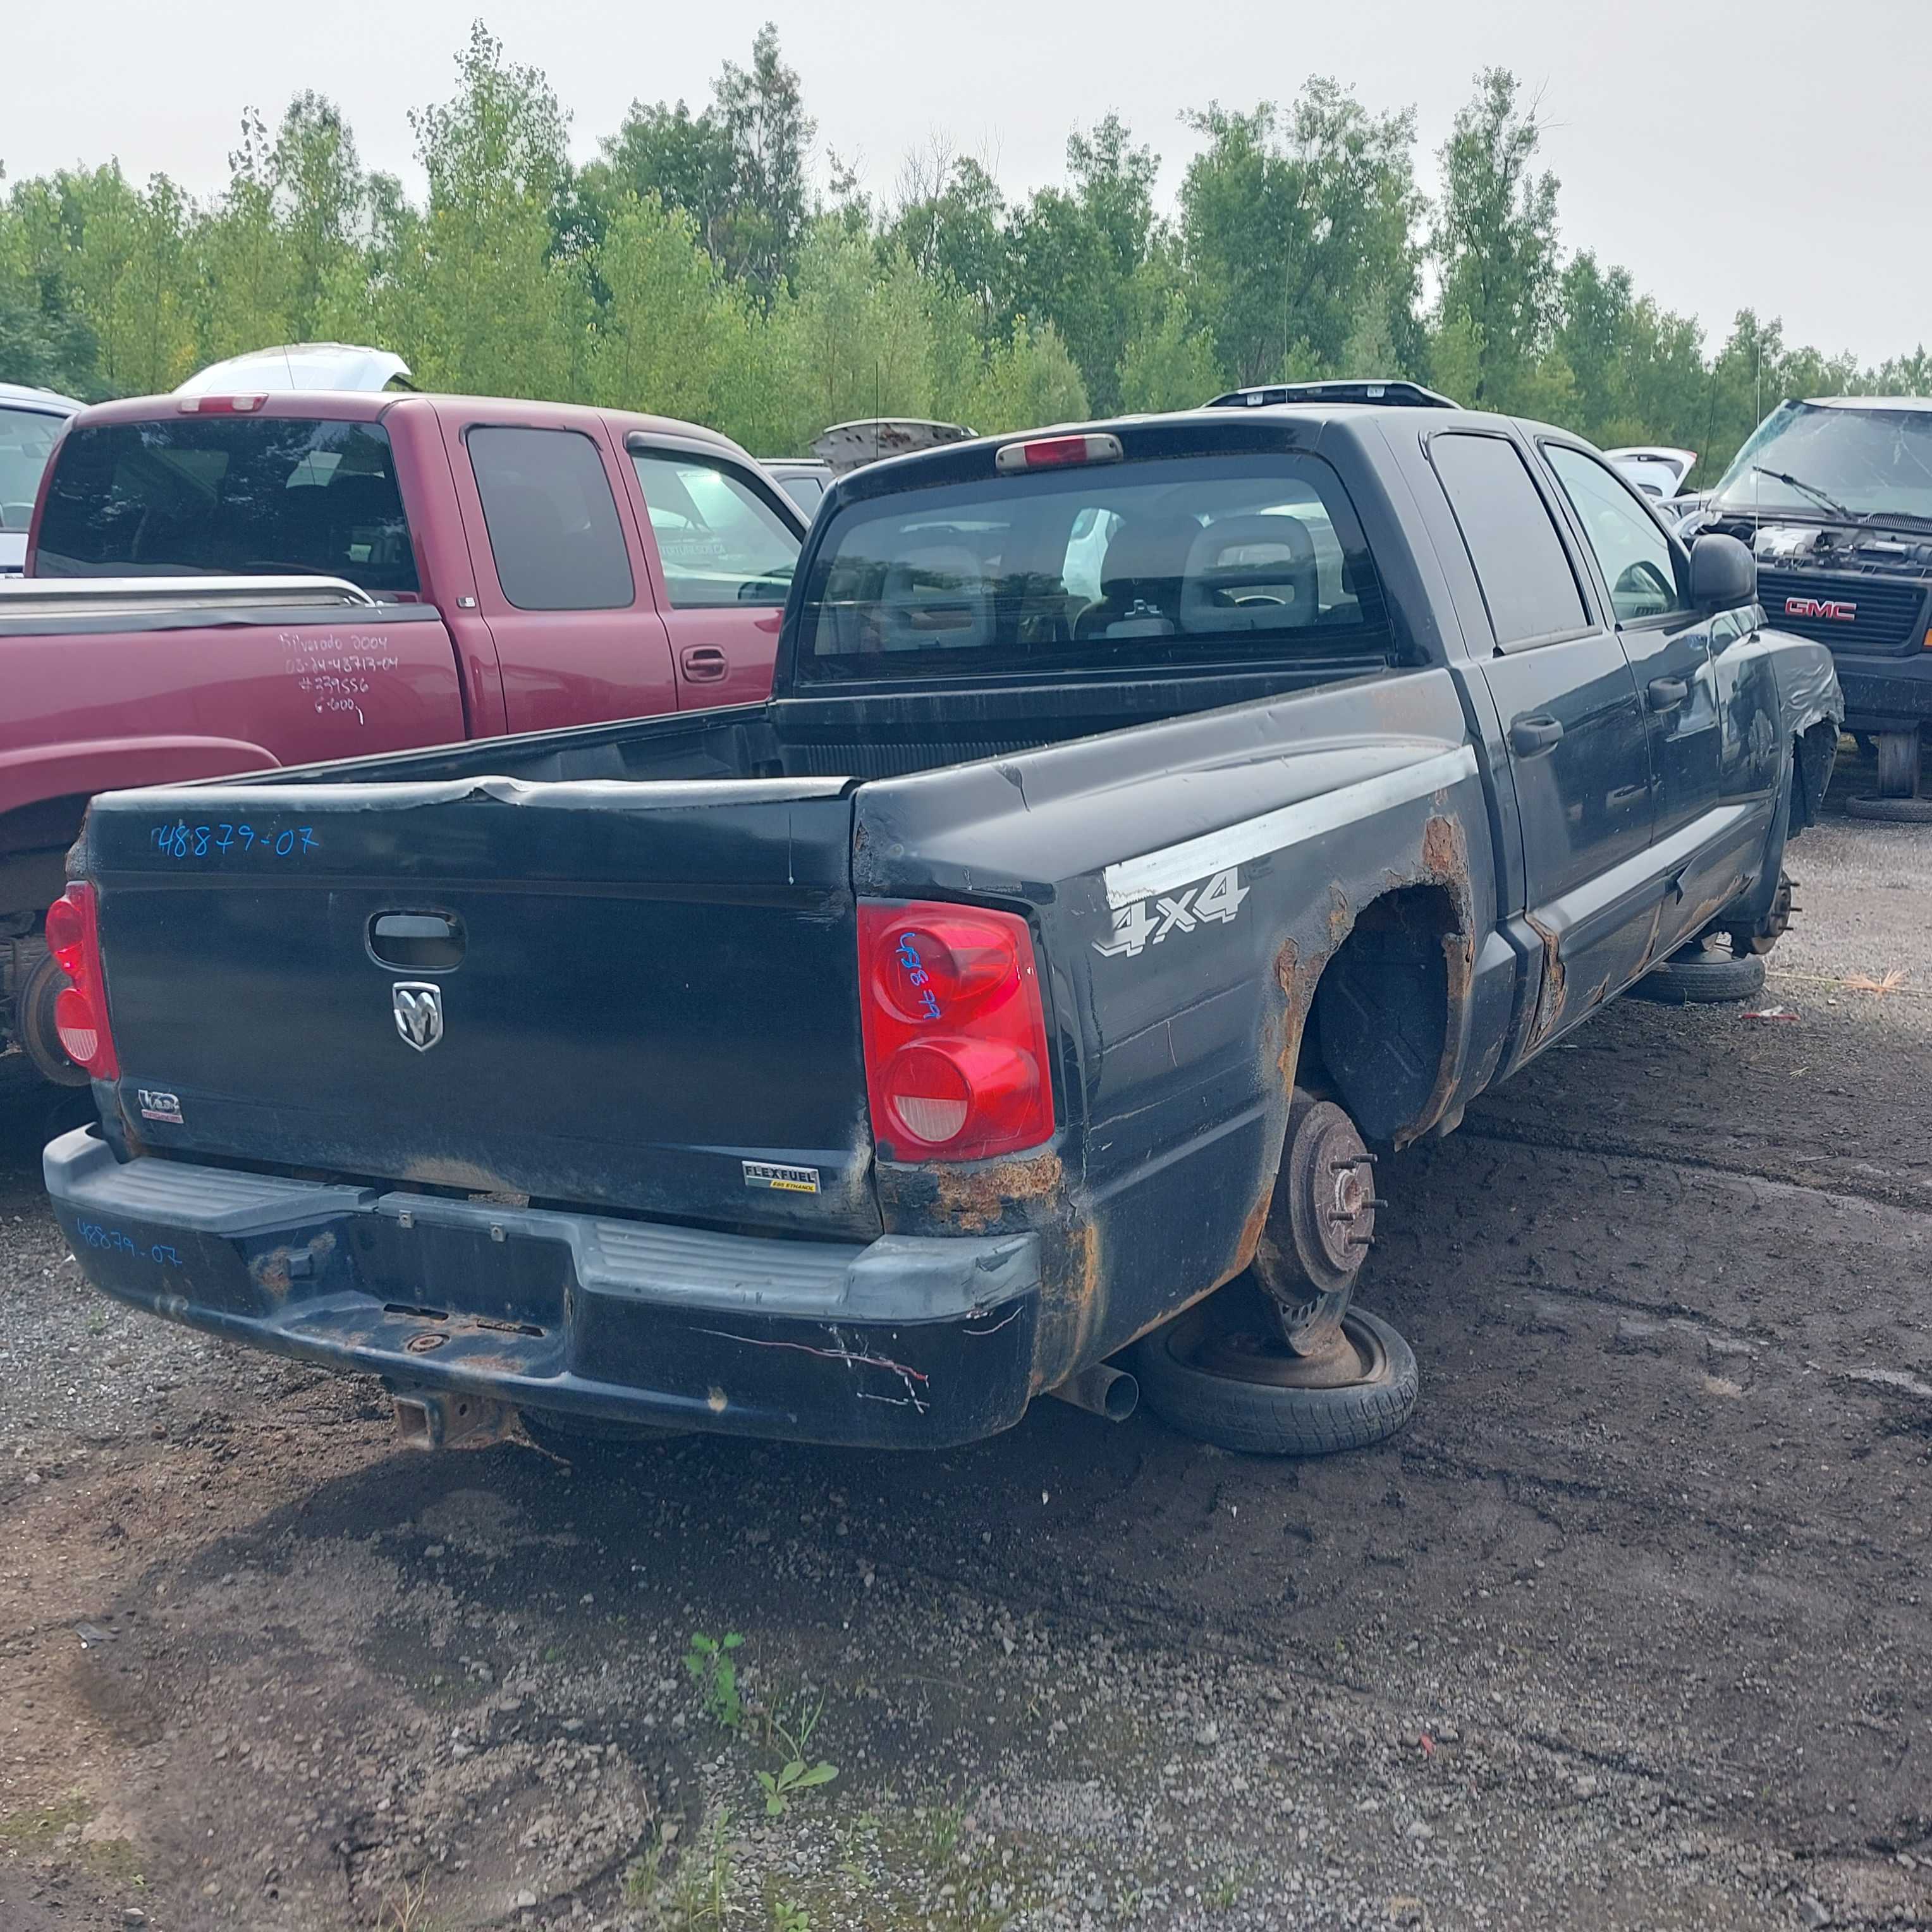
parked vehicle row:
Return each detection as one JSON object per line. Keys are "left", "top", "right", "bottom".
{"left": 40, "top": 397, "right": 1841, "bottom": 1457}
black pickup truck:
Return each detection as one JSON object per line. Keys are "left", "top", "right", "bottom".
{"left": 1676, "top": 394, "right": 1932, "bottom": 815}
{"left": 42, "top": 405, "right": 1842, "bottom": 1457}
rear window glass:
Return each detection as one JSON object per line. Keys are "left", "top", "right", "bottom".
{"left": 34, "top": 417, "right": 418, "bottom": 593}
{"left": 0, "top": 407, "right": 67, "bottom": 532}
{"left": 469, "top": 425, "right": 635, "bottom": 611}
{"left": 795, "top": 453, "right": 1392, "bottom": 683}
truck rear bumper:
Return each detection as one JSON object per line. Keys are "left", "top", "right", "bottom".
{"left": 44, "top": 1128, "right": 1041, "bottom": 1449}
{"left": 1834, "top": 654, "right": 1932, "bottom": 735}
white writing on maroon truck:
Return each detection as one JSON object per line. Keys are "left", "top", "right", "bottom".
{"left": 279, "top": 631, "right": 401, "bottom": 724}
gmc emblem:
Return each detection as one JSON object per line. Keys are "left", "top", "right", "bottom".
{"left": 1786, "top": 596, "right": 1857, "bottom": 623}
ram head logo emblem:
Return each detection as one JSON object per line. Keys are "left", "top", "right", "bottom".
{"left": 391, "top": 982, "right": 445, "bottom": 1052}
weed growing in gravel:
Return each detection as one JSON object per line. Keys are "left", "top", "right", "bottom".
{"left": 756, "top": 1684, "right": 838, "bottom": 1816}
{"left": 627, "top": 1809, "right": 737, "bottom": 1930}
{"left": 768, "top": 1900, "right": 812, "bottom": 1931}
{"left": 685, "top": 1631, "right": 746, "bottom": 1731}
{"left": 756, "top": 1756, "right": 839, "bottom": 1818}
{"left": 678, "top": 1809, "right": 737, "bottom": 1928}
{"left": 373, "top": 1874, "right": 441, "bottom": 1932}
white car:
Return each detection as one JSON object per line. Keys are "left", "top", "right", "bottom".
{"left": 0, "top": 383, "right": 83, "bottom": 574}
{"left": 1606, "top": 446, "right": 1698, "bottom": 503}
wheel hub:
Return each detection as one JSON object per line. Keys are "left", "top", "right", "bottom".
{"left": 1255, "top": 1097, "right": 1381, "bottom": 1357}
{"left": 1188, "top": 1310, "right": 1387, "bottom": 1390}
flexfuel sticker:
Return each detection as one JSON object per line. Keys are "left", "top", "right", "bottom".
{"left": 743, "top": 1161, "right": 820, "bottom": 1194}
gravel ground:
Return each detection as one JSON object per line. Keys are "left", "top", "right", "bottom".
{"left": 3, "top": 759, "right": 1931, "bottom": 1932}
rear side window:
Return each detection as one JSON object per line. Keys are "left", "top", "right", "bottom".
{"left": 1429, "top": 432, "right": 1587, "bottom": 647}
{"left": 468, "top": 426, "right": 633, "bottom": 611}
{"left": 630, "top": 451, "right": 798, "bottom": 608}
{"left": 797, "top": 453, "right": 1391, "bottom": 683}
{"left": 34, "top": 417, "right": 418, "bottom": 593}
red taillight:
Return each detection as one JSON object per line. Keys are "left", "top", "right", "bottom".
{"left": 44, "top": 883, "right": 118, "bottom": 1078}
{"left": 993, "top": 432, "right": 1123, "bottom": 474}
{"left": 177, "top": 394, "right": 267, "bottom": 413}
{"left": 858, "top": 901, "right": 1053, "bottom": 1162}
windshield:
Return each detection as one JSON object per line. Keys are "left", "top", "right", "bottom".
{"left": 1711, "top": 401, "right": 1932, "bottom": 521}
{"left": 0, "top": 407, "right": 68, "bottom": 532}
{"left": 795, "top": 453, "right": 1391, "bottom": 684}
{"left": 34, "top": 416, "right": 419, "bottom": 593}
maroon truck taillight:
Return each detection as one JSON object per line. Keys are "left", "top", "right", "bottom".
{"left": 857, "top": 901, "right": 1054, "bottom": 1162}
{"left": 44, "top": 883, "right": 118, "bottom": 1079}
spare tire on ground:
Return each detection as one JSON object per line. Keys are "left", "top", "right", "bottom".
{"left": 1845, "top": 793, "right": 1932, "bottom": 823}
{"left": 1132, "top": 1286, "right": 1417, "bottom": 1456}
{"left": 1627, "top": 943, "right": 1766, "bottom": 1005}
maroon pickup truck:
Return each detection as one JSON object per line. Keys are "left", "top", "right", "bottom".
{"left": 3, "top": 389, "right": 806, "bottom": 1085}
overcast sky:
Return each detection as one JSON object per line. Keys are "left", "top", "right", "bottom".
{"left": 9, "top": 0, "right": 1929, "bottom": 365}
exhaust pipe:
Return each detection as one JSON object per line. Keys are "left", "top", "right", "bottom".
{"left": 1047, "top": 1362, "right": 1139, "bottom": 1422}
{"left": 392, "top": 1387, "right": 514, "bottom": 1450}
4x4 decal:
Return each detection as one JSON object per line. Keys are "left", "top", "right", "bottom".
{"left": 1093, "top": 867, "right": 1249, "bottom": 958}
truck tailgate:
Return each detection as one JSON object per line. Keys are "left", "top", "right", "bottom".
{"left": 82, "top": 775, "right": 879, "bottom": 1237}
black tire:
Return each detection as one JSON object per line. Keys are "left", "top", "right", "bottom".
{"left": 1845, "top": 793, "right": 1932, "bottom": 823}
{"left": 15, "top": 946, "right": 91, "bottom": 1087}
{"left": 1875, "top": 730, "right": 1921, "bottom": 800}
{"left": 1133, "top": 1302, "right": 1418, "bottom": 1456}
{"left": 1627, "top": 946, "right": 1766, "bottom": 1005}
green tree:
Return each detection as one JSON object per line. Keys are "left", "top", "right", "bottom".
{"left": 400, "top": 21, "right": 589, "bottom": 398}
{"left": 887, "top": 154, "right": 1012, "bottom": 341}
{"left": 1431, "top": 69, "right": 1560, "bottom": 408}
{"left": 585, "top": 192, "right": 752, "bottom": 428}
{"left": 713, "top": 23, "right": 816, "bottom": 302}
{"left": 1117, "top": 286, "right": 1221, "bottom": 412}
{"left": 273, "top": 93, "right": 366, "bottom": 339}
{"left": 1180, "top": 80, "right": 1422, "bottom": 389}
{"left": 1008, "top": 114, "right": 1161, "bottom": 412}
{"left": 951, "top": 315, "right": 1089, "bottom": 433}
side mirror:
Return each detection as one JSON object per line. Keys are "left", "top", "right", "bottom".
{"left": 1689, "top": 532, "right": 1756, "bottom": 613}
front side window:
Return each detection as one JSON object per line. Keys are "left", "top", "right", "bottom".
{"left": 1544, "top": 444, "right": 1684, "bottom": 623}
{"left": 630, "top": 451, "right": 798, "bottom": 608}
{"left": 797, "top": 453, "right": 1392, "bottom": 683}
{"left": 0, "top": 407, "right": 68, "bottom": 532}
{"left": 1429, "top": 432, "right": 1588, "bottom": 647}
{"left": 34, "top": 416, "right": 418, "bottom": 592}
{"left": 468, "top": 425, "right": 633, "bottom": 611}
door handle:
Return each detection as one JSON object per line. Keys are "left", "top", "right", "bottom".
{"left": 680, "top": 645, "right": 729, "bottom": 682}
{"left": 1647, "top": 675, "right": 1690, "bottom": 712}
{"left": 1509, "top": 714, "right": 1565, "bottom": 757}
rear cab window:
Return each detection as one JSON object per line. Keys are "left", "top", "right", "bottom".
{"left": 795, "top": 453, "right": 1393, "bottom": 683}
{"left": 1427, "top": 432, "right": 1589, "bottom": 649}
{"left": 468, "top": 425, "right": 634, "bottom": 611}
{"left": 35, "top": 416, "right": 419, "bottom": 594}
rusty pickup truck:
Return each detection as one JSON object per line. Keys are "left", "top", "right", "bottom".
{"left": 42, "top": 403, "right": 1841, "bottom": 1456}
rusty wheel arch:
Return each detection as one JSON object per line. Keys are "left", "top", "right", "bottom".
{"left": 1272, "top": 814, "right": 1476, "bottom": 1147}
